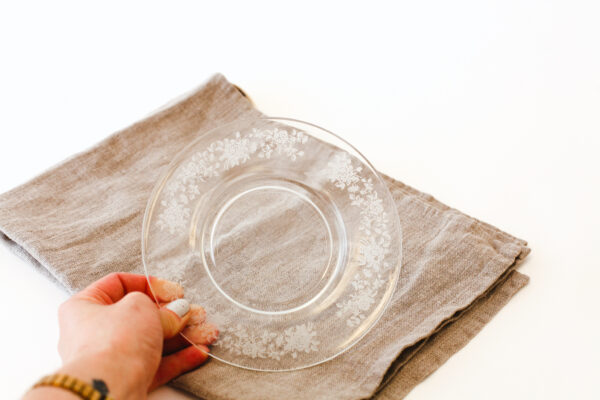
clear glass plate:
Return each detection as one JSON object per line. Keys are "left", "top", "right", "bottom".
{"left": 142, "top": 117, "right": 402, "bottom": 371}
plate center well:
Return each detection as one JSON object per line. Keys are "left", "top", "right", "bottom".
{"left": 204, "top": 184, "right": 335, "bottom": 314}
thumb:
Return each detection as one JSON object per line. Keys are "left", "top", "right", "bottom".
{"left": 159, "top": 299, "right": 191, "bottom": 339}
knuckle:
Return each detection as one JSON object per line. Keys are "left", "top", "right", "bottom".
{"left": 57, "top": 299, "right": 72, "bottom": 319}
{"left": 105, "top": 271, "right": 120, "bottom": 280}
{"left": 122, "top": 291, "right": 153, "bottom": 308}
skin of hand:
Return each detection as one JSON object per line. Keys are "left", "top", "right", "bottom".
{"left": 24, "top": 273, "right": 219, "bottom": 400}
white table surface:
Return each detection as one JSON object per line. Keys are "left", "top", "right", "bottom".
{"left": 1, "top": 1, "right": 599, "bottom": 398}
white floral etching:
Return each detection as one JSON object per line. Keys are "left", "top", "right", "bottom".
{"left": 326, "top": 152, "right": 362, "bottom": 189}
{"left": 251, "top": 127, "right": 308, "bottom": 160}
{"left": 156, "top": 128, "right": 308, "bottom": 234}
{"left": 212, "top": 322, "right": 320, "bottom": 361}
{"left": 326, "top": 153, "right": 393, "bottom": 327}
{"left": 155, "top": 130, "right": 393, "bottom": 360}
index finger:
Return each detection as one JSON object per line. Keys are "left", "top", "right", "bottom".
{"left": 75, "top": 272, "right": 184, "bottom": 305}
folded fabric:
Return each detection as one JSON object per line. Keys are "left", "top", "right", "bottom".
{"left": 0, "top": 74, "right": 529, "bottom": 399}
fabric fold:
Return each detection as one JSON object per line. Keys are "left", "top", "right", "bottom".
{"left": 0, "top": 73, "right": 529, "bottom": 399}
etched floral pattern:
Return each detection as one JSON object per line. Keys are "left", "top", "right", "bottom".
{"left": 156, "top": 198, "right": 191, "bottom": 234}
{"left": 283, "top": 323, "right": 320, "bottom": 358}
{"left": 156, "top": 128, "right": 307, "bottom": 234}
{"left": 326, "top": 152, "right": 393, "bottom": 327}
{"left": 326, "top": 152, "right": 362, "bottom": 189}
{"left": 217, "top": 132, "right": 256, "bottom": 169}
{"left": 250, "top": 127, "right": 308, "bottom": 160}
{"left": 212, "top": 322, "right": 319, "bottom": 361}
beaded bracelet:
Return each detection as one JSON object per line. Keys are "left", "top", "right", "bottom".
{"left": 32, "top": 374, "right": 115, "bottom": 400}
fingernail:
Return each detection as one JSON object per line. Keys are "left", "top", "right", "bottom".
{"left": 183, "top": 322, "right": 219, "bottom": 345}
{"left": 165, "top": 299, "right": 190, "bottom": 318}
{"left": 188, "top": 305, "right": 207, "bottom": 326}
{"left": 151, "top": 277, "right": 184, "bottom": 301}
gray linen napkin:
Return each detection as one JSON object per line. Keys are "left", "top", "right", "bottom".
{"left": 0, "top": 74, "right": 529, "bottom": 399}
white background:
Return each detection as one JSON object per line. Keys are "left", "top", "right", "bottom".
{"left": 1, "top": 1, "right": 599, "bottom": 398}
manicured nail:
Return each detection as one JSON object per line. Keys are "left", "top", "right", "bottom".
{"left": 188, "top": 305, "right": 207, "bottom": 326}
{"left": 151, "top": 277, "right": 184, "bottom": 301}
{"left": 184, "top": 322, "right": 219, "bottom": 345}
{"left": 165, "top": 299, "right": 190, "bottom": 318}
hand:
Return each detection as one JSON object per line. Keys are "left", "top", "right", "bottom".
{"left": 26, "top": 273, "right": 218, "bottom": 400}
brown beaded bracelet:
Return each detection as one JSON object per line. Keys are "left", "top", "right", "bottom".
{"left": 32, "top": 374, "right": 115, "bottom": 400}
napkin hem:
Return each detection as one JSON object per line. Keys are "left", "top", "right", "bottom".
{"left": 375, "top": 257, "right": 529, "bottom": 394}
{"left": 374, "top": 269, "right": 529, "bottom": 399}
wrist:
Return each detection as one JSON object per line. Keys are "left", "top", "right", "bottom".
{"left": 57, "top": 351, "right": 146, "bottom": 400}
{"left": 25, "top": 386, "right": 79, "bottom": 400}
